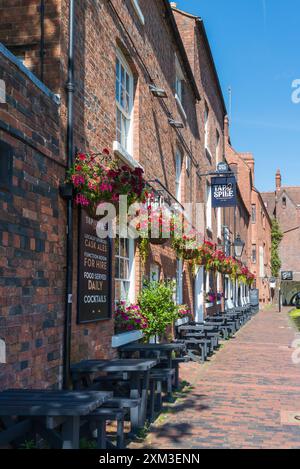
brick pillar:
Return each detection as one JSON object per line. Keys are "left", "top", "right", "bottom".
{"left": 276, "top": 169, "right": 282, "bottom": 192}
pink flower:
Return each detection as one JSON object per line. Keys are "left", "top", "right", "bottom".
{"left": 72, "top": 175, "right": 85, "bottom": 187}
{"left": 75, "top": 194, "right": 90, "bottom": 207}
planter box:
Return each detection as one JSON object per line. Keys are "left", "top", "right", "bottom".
{"left": 175, "top": 317, "right": 189, "bottom": 327}
{"left": 112, "top": 330, "right": 144, "bottom": 348}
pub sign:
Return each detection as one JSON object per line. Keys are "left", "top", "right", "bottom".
{"left": 211, "top": 176, "right": 237, "bottom": 208}
{"left": 77, "top": 210, "right": 112, "bottom": 324}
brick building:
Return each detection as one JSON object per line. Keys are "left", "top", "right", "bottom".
{"left": 225, "top": 118, "right": 272, "bottom": 305}
{"left": 262, "top": 170, "right": 300, "bottom": 304}
{"left": 0, "top": 0, "right": 268, "bottom": 390}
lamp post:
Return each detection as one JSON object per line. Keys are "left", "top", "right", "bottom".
{"left": 233, "top": 234, "right": 245, "bottom": 259}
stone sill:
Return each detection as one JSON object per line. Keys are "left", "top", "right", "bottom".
{"left": 112, "top": 330, "right": 144, "bottom": 348}
{"left": 113, "top": 141, "right": 143, "bottom": 170}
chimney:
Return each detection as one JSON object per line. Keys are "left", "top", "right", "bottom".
{"left": 276, "top": 169, "right": 282, "bottom": 191}
{"left": 242, "top": 153, "right": 255, "bottom": 184}
{"left": 170, "top": 2, "right": 177, "bottom": 8}
{"left": 224, "top": 115, "right": 229, "bottom": 143}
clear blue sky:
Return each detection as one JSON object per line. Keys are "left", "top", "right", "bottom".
{"left": 175, "top": 0, "right": 300, "bottom": 192}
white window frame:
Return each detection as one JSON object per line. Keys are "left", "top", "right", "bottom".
{"left": 176, "top": 259, "right": 183, "bottom": 305}
{"left": 175, "top": 147, "right": 182, "bottom": 204}
{"left": 115, "top": 49, "right": 134, "bottom": 157}
{"left": 204, "top": 102, "right": 209, "bottom": 150}
{"left": 175, "top": 55, "right": 186, "bottom": 120}
{"left": 130, "top": 0, "right": 145, "bottom": 25}
{"left": 259, "top": 245, "right": 264, "bottom": 278}
{"left": 206, "top": 182, "right": 212, "bottom": 231}
{"left": 115, "top": 238, "right": 135, "bottom": 304}
{"left": 217, "top": 207, "right": 222, "bottom": 239}
{"left": 216, "top": 129, "right": 220, "bottom": 166}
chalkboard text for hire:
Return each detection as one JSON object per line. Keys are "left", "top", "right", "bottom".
{"left": 77, "top": 210, "right": 112, "bottom": 324}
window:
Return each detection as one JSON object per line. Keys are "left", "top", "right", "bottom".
{"left": 259, "top": 245, "right": 264, "bottom": 278}
{"left": 175, "top": 55, "right": 185, "bottom": 104}
{"left": 252, "top": 244, "right": 257, "bottom": 264}
{"left": 206, "top": 182, "right": 212, "bottom": 231}
{"left": 251, "top": 204, "right": 256, "bottom": 223}
{"left": 216, "top": 129, "right": 220, "bottom": 165}
{"left": 150, "top": 263, "right": 160, "bottom": 282}
{"left": 175, "top": 148, "right": 182, "bottom": 203}
{"left": 130, "top": 0, "right": 145, "bottom": 24}
{"left": 282, "top": 196, "right": 287, "bottom": 208}
{"left": 217, "top": 207, "right": 222, "bottom": 239}
{"left": 176, "top": 259, "right": 183, "bottom": 305}
{"left": 204, "top": 102, "right": 209, "bottom": 149}
{"left": 116, "top": 51, "right": 134, "bottom": 154}
{"left": 186, "top": 154, "right": 191, "bottom": 176}
{"left": 115, "top": 238, "right": 135, "bottom": 303}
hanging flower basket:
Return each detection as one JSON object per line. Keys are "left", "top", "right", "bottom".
{"left": 66, "top": 149, "right": 147, "bottom": 219}
{"left": 149, "top": 237, "right": 168, "bottom": 246}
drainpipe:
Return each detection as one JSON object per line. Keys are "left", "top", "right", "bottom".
{"left": 39, "top": 0, "right": 45, "bottom": 82}
{"left": 63, "top": 0, "right": 75, "bottom": 390}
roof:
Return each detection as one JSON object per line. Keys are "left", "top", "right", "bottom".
{"left": 170, "top": 5, "right": 227, "bottom": 115}
{"left": 281, "top": 187, "right": 300, "bottom": 207}
{"left": 162, "top": 0, "right": 201, "bottom": 101}
{"left": 261, "top": 192, "right": 276, "bottom": 218}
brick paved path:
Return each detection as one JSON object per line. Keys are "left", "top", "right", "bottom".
{"left": 132, "top": 308, "right": 300, "bottom": 449}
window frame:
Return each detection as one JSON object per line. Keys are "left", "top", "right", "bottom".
{"left": 206, "top": 182, "right": 212, "bottom": 231}
{"left": 130, "top": 0, "right": 145, "bottom": 25}
{"left": 175, "top": 147, "right": 183, "bottom": 204}
{"left": 251, "top": 204, "right": 256, "bottom": 224}
{"left": 114, "top": 237, "right": 135, "bottom": 304}
{"left": 115, "top": 49, "right": 134, "bottom": 156}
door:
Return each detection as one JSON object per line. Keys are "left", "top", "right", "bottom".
{"left": 194, "top": 266, "right": 204, "bottom": 323}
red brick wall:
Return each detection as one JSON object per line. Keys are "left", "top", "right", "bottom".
{"left": 0, "top": 51, "right": 64, "bottom": 389}
{"left": 0, "top": 0, "right": 62, "bottom": 92}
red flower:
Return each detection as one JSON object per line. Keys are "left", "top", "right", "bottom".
{"left": 75, "top": 165, "right": 82, "bottom": 171}
{"left": 78, "top": 153, "right": 86, "bottom": 161}
{"left": 102, "top": 148, "right": 110, "bottom": 155}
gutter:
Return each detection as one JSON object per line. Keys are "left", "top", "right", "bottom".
{"left": 162, "top": 0, "right": 201, "bottom": 101}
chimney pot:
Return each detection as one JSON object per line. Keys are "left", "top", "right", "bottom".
{"left": 276, "top": 169, "right": 282, "bottom": 191}
{"left": 170, "top": 2, "right": 177, "bottom": 8}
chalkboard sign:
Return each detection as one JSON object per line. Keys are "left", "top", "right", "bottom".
{"left": 281, "top": 271, "right": 293, "bottom": 281}
{"left": 250, "top": 289, "right": 259, "bottom": 306}
{"left": 77, "top": 210, "right": 112, "bottom": 324}
{"left": 211, "top": 176, "right": 237, "bottom": 208}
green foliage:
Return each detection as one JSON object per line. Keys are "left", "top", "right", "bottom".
{"left": 138, "top": 280, "right": 178, "bottom": 340}
{"left": 79, "top": 438, "right": 97, "bottom": 449}
{"left": 271, "top": 218, "right": 283, "bottom": 278}
{"left": 20, "top": 440, "right": 37, "bottom": 449}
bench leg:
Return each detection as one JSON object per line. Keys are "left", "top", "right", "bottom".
{"left": 156, "top": 380, "right": 163, "bottom": 411}
{"left": 116, "top": 416, "right": 125, "bottom": 449}
{"left": 96, "top": 419, "right": 107, "bottom": 450}
{"left": 174, "top": 364, "right": 179, "bottom": 389}
{"left": 61, "top": 416, "right": 80, "bottom": 449}
{"left": 149, "top": 379, "right": 156, "bottom": 423}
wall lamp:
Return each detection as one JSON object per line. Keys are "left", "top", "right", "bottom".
{"left": 149, "top": 84, "right": 168, "bottom": 98}
{"left": 233, "top": 234, "right": 245, "bottom": 259}
{"left": 168, "top": 118, "right": 184, "bottom": 129}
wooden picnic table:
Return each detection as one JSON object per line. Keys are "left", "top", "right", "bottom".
{"left": 0, "top": 389, "right": 112, "bottom": 449}
{"left": 119, "top": 342, "right": 186, "bottom": 368}
{"left": 71, "top": 359, "right": 157, "bottom": 430}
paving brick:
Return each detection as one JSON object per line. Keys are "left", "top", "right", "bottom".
{"left": 131, "top": 308, "right": 300, "bottom": 449}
